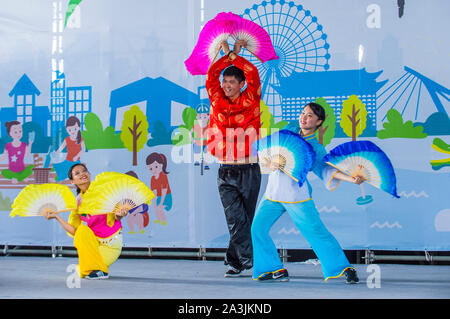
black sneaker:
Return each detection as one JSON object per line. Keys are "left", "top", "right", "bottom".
{"left": 224, "top": 266, "right": 243, "bottom": 278}
{"left": 257, "top": 269, "right": 289, "bottom": 282}
{"left": 86, "top": 270, "right": 109, "bottom": 280}
{"left": 344, "top": 268, "right": 359, "bottom": 284}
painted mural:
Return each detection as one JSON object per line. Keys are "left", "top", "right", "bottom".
{"left": 0, "top": 0, "right": 449, "bottom": 250}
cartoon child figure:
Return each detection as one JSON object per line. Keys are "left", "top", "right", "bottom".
{"left": 192, "top": 103, "right": 210, "bottom": 170}
{"left": 53, "top": 116, "right": 86, "bottom": 181}
{"left": 124, "top": 171, "right": 150, "bottom": 234}
{"left": 0, "top": 121, "right": 34, "bottom": 183}
{"left": 146, "top": 153, "right": 172, "bottom": 226}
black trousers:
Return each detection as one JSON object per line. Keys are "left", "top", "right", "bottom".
{"left": 217, "top": 163, "right": 261, "bottom": 270}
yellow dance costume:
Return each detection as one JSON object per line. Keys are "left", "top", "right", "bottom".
{"left": 68, "top": 198, "right": 123, "bottom": 278}
{"left": 67, "top": 172, "right": 154, "bottom": 277}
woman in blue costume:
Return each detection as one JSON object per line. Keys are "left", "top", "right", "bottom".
{"left": 251, "top": 102, "right": 364, "bottom": 283}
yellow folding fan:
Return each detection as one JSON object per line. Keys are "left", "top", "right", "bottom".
{"left": 10, "top": 184, "right": 77, "bottom": 217}
{"left": 78, "top": 172, "right": 155, "bottom": 215}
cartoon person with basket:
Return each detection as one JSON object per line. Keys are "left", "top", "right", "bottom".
{"left": 0, "top": 121, "right": 34, "bottom": 184}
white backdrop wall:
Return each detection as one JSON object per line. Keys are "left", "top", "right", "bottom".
{"left": 0, "top": 0, "right": 449, "bottom": 250}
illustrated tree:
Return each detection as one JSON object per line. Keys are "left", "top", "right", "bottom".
{"left": 314, "top": 97, "right": 336, "bottom": 146}
{"left": 411, "top": 112, "right": 450, "bottom": 136}
{"left": 147, "top": 120, "right": 173, "bottom": 147}
{"left": 377, "top": 109, "right": 427, "bottom": 139}
{"left": 82, "top": 112, "right": 124, "bottom": 149}
{"left": 260, "top": 100, "right": 288, "bottom": 138}
{"left": 172, "top": 106, "right": 197, "bottom": 146}
{"left": 120, "top": 105, "right": 149, "bottom": 166}
{"left": 340, "top": 95, "right": 367, "bottom": 141}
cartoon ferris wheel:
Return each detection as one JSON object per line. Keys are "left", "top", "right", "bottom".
{"left": 240, "top": 0, "right": 331, "bottom": 118}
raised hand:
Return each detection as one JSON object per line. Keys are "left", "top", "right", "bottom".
{"left": 234, "top": 39, "right": 247, "bottom": 55}
{"left": 220, "top": 40, "right": 231, "bottom": 55}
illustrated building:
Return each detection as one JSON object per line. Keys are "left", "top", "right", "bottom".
{"left": 66, "top": 86, "right": 92, "bottom": 127}
{"left": 50, "top": 71, "right": 92, "bottom": 135}
{"left": 109, "top": 76, "right": 200, "bottom": 132}
{"left": 0, "top": 73, "right": 92, "bottom": 139}
{"left": 0, "top": 74, "right": 51, "bottom": 137}
{"left": 50, "top": 71, "right": 66, "bottom": 135}
{"left": 272, "top": 68, "right": 388, "bottom": 128}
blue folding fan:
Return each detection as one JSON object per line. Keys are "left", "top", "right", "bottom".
{"left": 253, "top": 129, "right": 315, "bottom": 186}
{"left": 324, "top": 140, "right": 400, "bottom": 198}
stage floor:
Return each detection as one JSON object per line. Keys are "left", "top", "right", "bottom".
{"left": 1, "top": 256, "right": 449, "bottom": 299}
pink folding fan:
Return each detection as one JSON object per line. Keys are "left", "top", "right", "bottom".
{"left": 185, "top": 12, "right": 278, "bottom": 75}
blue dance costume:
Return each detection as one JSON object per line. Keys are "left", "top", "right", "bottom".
{"left": 251, "top": 126, "right": 355, "bottom": 281}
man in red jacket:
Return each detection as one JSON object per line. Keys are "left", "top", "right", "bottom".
{"left": 206, "top": 40, "right": 262, "bottom": 277}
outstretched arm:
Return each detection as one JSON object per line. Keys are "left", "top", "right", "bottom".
{"left": 205, "top": 41, "right": 232, "bottom": 100}
{"left": 44, "top": 211, "right": 76, "bottom": 236}
{"left": 332, "top": 171, "right": 365, "bottom": 184}
{"left": 25, "top": 141, "right": 33, "bottom": 159}
{"left": 228, "top": 40, "right": 261, "bottom": 101}
{"left": 55, "top": 140, "right": 66, "bottom": 155}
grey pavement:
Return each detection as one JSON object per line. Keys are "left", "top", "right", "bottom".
{"left": 1, "top": 256, "right": 449, "bottom": 299}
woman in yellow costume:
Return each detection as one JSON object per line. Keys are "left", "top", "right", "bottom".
{"left": 44, "top": 163, "right": 127, "bottom": 279}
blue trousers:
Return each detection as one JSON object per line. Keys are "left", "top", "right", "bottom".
{"left": 251, "top": 198, "right": 353, "bottom": 280}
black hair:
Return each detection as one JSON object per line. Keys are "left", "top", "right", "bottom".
{"left": 68, "top": 163, "right": 88, "bottom": 195}
{"left": 124, "top": 170, "right": 138, "bottom": 179}
{"left": 305, "top": 102, "right": 326, "bottom": 128}
{"left": 66, "top": 116, "right": 82, "bottom": 144}
{"left": 223, "top": 66, "right": 245, "bottom": 83}
{"left": 5, "top": 121, "right": 21, "bottom": 136}
{"left": 146, "top": 152, "right": 169, "bottom": 174}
